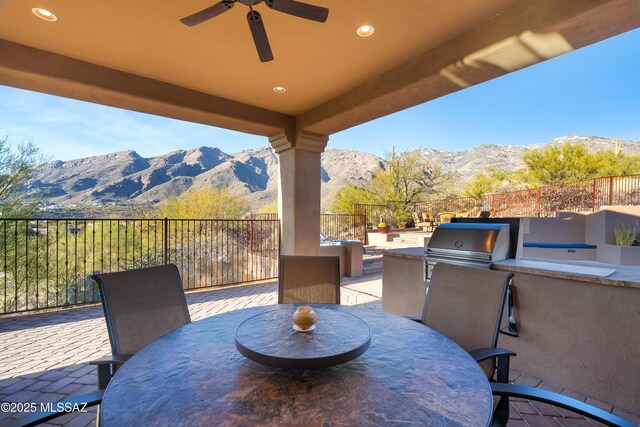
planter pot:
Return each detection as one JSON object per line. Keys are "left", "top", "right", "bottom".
{"left": 377, "top": 227, "right": 389, "bottom": 234}
{"left": 598, "top": 244, "right": 640, "bottom": 265}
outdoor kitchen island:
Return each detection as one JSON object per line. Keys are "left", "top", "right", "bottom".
{"left": 381, "top": 247, "right": 430, "bottom": 319}
{"left": 381, "top": 248, "right": 640, "bottom": 415}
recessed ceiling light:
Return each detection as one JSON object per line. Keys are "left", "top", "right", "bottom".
{"left": 357, "top": 25, "right": 374, "bottom": 37}
{"left": 273, "top": 86, "right": 286, "bottom": 93}
{"left": 32, "top": 7, "right": 57, "bottom": 21}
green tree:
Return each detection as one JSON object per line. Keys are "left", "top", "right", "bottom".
{"left": 329, "top": 149, "right": 453, "bottom": 226}
{"left": 591, "top": 150, "right": 640, "bottom": 177}
{"left": 370, "top": 149, "right": 452, "bottom": 225}
{"left": 522, "top": 142, "right": 640, "bottom": 187}
{"left": 0, "top": 137, "right": 46, "bottom": 217}
{"left": 463, "top": 167, "right": 510, "bottom": 199}
{"left": 522, "top": 143, "right": 599, "bottom": 186}
{"left": 258, "top": 199, "right": 278, "bottom": 214}
{"left": 369, "top": 149, "right": 449, "bottom": 204}
{"left": 154, "top": 187, "right": 248, "bottom": 219}
{"left": 328, "top": 184, "right": 376, "bottom": 214}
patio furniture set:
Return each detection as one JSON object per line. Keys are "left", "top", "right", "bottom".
{"left": 411, "top": 211, "right": 476, "bottom": 232}
{"left": 6, "top": 258, "right": 634, "bottom": 427}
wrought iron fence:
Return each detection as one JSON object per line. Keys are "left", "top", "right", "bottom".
{"left": 249, "top": 213, "right": 278, "bottom": 221}
{"left": 0, "top": 218, "right": 279, "bottom": 315}
{"left": 353, "top": 204, "right": 387, "bottom": 229}
{"left": 354, "top": 173, "right": 640, "bottom": 226}
{"left": 353, "top": 202, "right": 413, "bottom": 228}
{"left": 251, "top": 212, "right": 367, "bottom": 243}
{"left": 412, "top": 198, "right": 482, "bottom": 217}
{"left": 320, "top": 213, "right": 366, "bottom": 242}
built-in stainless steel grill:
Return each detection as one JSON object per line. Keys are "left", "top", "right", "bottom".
{"left": 425, "top": 223, "right": 511, "bottom": 281}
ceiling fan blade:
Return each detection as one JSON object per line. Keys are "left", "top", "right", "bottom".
{"left": 180, "top": 1, "right": 235, "bottom": 27}
{"left": 247, "top": 10, "right": 273, "bottom": 62}
{"left": 265, "top": 0, "right": 328, "bottom": 23}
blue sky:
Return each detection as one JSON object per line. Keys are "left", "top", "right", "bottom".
{"left": 1, "top": 29, "right": 639, "bottom": 161}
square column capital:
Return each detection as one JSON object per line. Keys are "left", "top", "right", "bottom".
{"left": 269, "top": 130, "right": 329, "bottom": 154}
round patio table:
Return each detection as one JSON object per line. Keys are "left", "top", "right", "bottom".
{"left": 100, "top": 304, "right": 493, "bottom": 426}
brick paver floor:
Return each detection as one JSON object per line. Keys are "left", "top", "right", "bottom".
{"left": 1, "top": 273, "right": 638, "bottom": 426}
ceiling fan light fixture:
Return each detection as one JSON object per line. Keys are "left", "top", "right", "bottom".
{"left": 273, "top": 86, "right": 286, "bottom": 93}
{"left": 32, "top": 7, "right": 57, "bottom": 21}
{"left": 357, "top": 25, "right": 375, "bottom": 37}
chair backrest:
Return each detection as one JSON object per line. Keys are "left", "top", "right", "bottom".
{"left": 278, "top": 256, "right": 340, "bottom": 304}
{"left": 421, "top": 262, "right": 513, "bottom": 378}
{"left": 92, "top": 264, "right": 191, "bottom": 356}
{"left": 439, "top": 212, "right": 455, "bottom": 223}
{"left": 412, "top": 212, "right": 420, "bottom": 223}
{"left": 422, "top": 212, "right": 435, "bottom": 222}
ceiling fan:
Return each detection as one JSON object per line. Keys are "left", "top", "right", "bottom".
{"left": 180, "top": 0, "right": 329, "bottom": 63}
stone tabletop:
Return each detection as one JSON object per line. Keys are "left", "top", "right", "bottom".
{"left": 101, "top": 304, "right": 492, "bottom": 426}
{"left": 235, "top": 307, "right": 371, "bottom": 369}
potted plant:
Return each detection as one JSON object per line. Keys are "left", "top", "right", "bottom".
{"left": 614, "top": 222, "right": 640, "bottom": 246}
{"left": 603, "top": 222, "right": 640, "bottom": 265}
{"left": 377, "top": 216, "right": 389, "bottom": 234}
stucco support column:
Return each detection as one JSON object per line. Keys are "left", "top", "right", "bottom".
{"left": 269, "top": 130, "right": 328, "bottom": 256}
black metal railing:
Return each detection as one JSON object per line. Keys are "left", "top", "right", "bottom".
{"left": 353, "top": 202, "right": 411, "bottom": 229}
{"left": 320, "top": 213, "right": 366, "bottom": 242}
{"left": 251, "top": 212, "right": 367, "bottom": 243}
{"left": 0, "top": 218, "right": 279, "bottom": 315}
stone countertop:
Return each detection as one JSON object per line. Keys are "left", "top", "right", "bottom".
{"left": 384, "top": 248, "right": 640, "bottom": 289}
{"left": 383, "top": 247, "right": 427, "bottom": 260}
{"left": 493, "top": 258, "right": 640, "bottom": 289}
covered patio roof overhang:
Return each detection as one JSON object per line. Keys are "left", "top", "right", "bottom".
{"left": 1, "top": 0, "right": 639, "bottom": 254}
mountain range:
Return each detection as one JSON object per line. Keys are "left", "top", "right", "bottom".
{"left": 23, "top": 135, "right": 640, "bottom": 211}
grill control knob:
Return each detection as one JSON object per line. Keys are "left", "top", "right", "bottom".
{"left": 454, "top": 240, "right": 463, "bottom": 248}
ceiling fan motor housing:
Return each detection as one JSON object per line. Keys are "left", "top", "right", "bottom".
{"left": 181, "top": 0, "right": 328, "bottom": 62}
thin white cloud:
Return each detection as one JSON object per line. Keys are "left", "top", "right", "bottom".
{"left": 0, "top": 86, "right": 266, "bottom": 161}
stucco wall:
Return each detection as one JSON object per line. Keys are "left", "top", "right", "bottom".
{"left": 382, "top": 254, "right": 427, "bottom": 318}
{"left": 319, "top": 241, "right": 363, "bottom": 277}
{"left": 499, "top": 272, "right": 640, "bottom": 413}
{"left": 522, "top": 214, "right": 587, "bottom": 244}
{"left": 586, "top": 206, "right": 640, "bottom": 246}
{"left": 522, "top": 247, "right": 596, "bottom": 261}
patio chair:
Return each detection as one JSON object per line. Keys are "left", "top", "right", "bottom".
{"left": 490, "top": 383, "right": 636, "bottom": 427}
{"left": 420, "top": 262, "right": 514, "bottom": 380}
{"left": 278, "top": 255, "right": 340, "bottom": 304}
{"left": 411, "top": 212, "right": 420, "bottom": 226}
{"left": 2, "top": 266, "right": 192, "bottom": 427}
{"left": 91, "top": 264, "right": 191, "bottom": 389}
{"left": 411, "top": 212, "right": 432, "bottom": 230}
{"left": 438, "top": 212, "right": 455, "bottom": 224}
{"left": 421, "top": 211, "right": 436, "bottom": 231}
{"left": 421, "top": 263, "right": 635, "bottom": 427}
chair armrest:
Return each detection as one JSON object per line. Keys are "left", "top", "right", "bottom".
{"left": 469, "top": 347, "right": 516, "bottom": 383}
{"left": 468, "top": 347, "right": 516, "bottom": 363}
{"left": 90, "top": 354, "right": 131, "bottom": 389}
{"left": 490, "top": 383, "right": 635, "bottom": 427}
{"left": 89, "top": 354, "right": 131, "bottom": 366}
{"left": 4, "top": 389, "right": 104, "bottom": 427}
